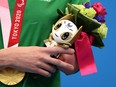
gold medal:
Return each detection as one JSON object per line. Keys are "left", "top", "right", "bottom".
{"left": 0, "top": 68, "right": 25, "bottom": 85}
{"left": 0, "top": 0, "right": 27, "bottom": 85}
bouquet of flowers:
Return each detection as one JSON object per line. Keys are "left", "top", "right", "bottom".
{"left": 57, "top": 2, "right": 108, "bottom": 48}
{"left": 56, "top": 2, "right": 108, "bottom": 75}
{"left": 45, "top": 2, "right": 108, "bottom": 76}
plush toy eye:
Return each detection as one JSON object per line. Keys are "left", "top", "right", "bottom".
{"left": 54, "top": 23, "right": 62, "bottom": 30}
{"left": 67, "top": 23, "right": 73, "bottom": 27}
{"left": 61, "top": 32, "right": 72, "bottom": 40}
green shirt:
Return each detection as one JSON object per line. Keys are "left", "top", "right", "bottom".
{"left": 0, "top": 0, "right": 89, "bottom": 87}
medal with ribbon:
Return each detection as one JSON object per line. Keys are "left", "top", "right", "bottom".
{"left": 0, "top": 0, "right": 26, "bottom": 85}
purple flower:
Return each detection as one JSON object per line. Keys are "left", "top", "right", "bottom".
{"left": 94, "top": 15, "right": 105, "bottom": 23}
{"left": 84, "top": 2, "right": 91, "bottom": 8}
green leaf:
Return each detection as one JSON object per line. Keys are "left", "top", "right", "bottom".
{"left": 57, "top": 9, "right": 65, "bottom": 17}
{"left": 76, "top": 13, "right": 101, "bottom": 33}
{"left": 67, "top": 3, "right": 101, "bottom": 33}
{"left": 92, "top": 33, "right": 104, "bottom": 48}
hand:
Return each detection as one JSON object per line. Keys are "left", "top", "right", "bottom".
{"left": 58, "top": 52, "right": 79, "bottom": 75}
{"left": 0, "top": 46, "right": 74, "bottom": 77}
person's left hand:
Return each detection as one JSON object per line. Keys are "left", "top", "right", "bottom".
{"left": 57, "top": 52, "right": 79, "bottom": 75}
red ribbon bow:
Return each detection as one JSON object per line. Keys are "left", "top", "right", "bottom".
{"left": 74, "top": 32, "right": 97, "bottom": 76}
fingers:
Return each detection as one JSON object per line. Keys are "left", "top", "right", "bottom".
{"left": 28, "top": 63, "right": 55, "bottom": 77}
{"left": 33, "top": 46, "right": 75, "bottom": 76}
{"left": 36, "top": 68, "right": 51, "bottom": 77}
{"left": 45, "top": 47, "right": 75, "bottom": 54}
{"left": 37, "top": 62, "right": 56, "bottom": 73}
{"left": 43, "top": 56, "right": 74, "bottom": 71}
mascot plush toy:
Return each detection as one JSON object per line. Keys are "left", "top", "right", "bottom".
{"left": 44, "top": 14, "right": 82, "bottom": 49}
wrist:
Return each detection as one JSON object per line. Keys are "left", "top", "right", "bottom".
{"left": 0, "top": 48, "right": 14, "bottom": 69}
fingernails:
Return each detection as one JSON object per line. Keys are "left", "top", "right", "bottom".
{"left": 71, "top": 66, "right": 74, "bottom": 70}
{"left": 53, "top": 69, "right": 56, "bottom": 73}
{"left": 64, "top": 48, "right": 75, "bottom": 53}
{"left": 68, "top": 49, "right": 75, "bottom": 53}
{"left": 68, "top": 65, "right": 74, "bottom": 71}
{"left": 71, "top": 49, "right": 75, "bottom": 53}
{"left": 47, "top": 74, "right": 51, "bottom": 77}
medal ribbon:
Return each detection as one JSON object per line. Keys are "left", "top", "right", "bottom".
{"left": 75, "top": 32, "right": 97, "bottom": 76}
{"left": 8, "top": 0, "right": 27, "bottom": 47}
{"left": 0, "top": 0, "right": 11, "bottom": 48}
{"left": 0, "top": 0, "right": 27, "bottom": 48}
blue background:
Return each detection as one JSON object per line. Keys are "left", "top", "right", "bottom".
{"left": 61, "top": 0, "right": 116, "bottom": 87}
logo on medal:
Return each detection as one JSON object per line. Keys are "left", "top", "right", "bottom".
{"left": 17, "top": 0, "right": 25, "bottom": 7}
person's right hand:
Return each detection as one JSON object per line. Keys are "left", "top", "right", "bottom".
{"left": 0, "top": 46, "right": 74, "bottom": 77}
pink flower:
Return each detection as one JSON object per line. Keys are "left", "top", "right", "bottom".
{"left": 92, "top": 2, "right": 107, "bottom": 17}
